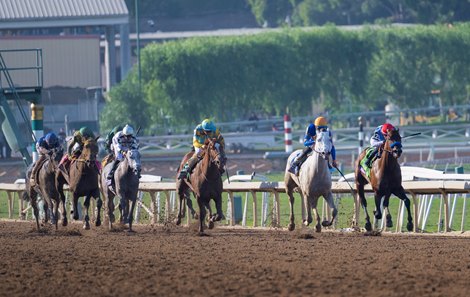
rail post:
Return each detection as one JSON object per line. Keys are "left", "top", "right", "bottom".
{"left": 358, "top": 116, "right": 364, "bottom": 155}
{"left": 284, "top": 114, "right": 292, "bottom": 153}
{"left": 31, "top": 103, "right": 43, "bottom": 162}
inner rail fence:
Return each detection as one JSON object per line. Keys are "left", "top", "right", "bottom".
{"left": 1, "top": 178, "right": 469, "bottom": 233}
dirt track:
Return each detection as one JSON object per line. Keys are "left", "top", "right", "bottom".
{"left": 0, "top": 221, "right": 469, "bottom": 297}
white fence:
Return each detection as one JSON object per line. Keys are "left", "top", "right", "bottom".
{"left": 1, "top": 168, "right": 469, "bottom": 233}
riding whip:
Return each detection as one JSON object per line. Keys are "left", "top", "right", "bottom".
{"left": 402, "top": 132, "right": 421, "bottom": 139}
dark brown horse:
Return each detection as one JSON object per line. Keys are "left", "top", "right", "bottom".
{"left": 175, "top": 139, "right": 225, "bottom": 235}
{"left": 100, "top": 148, "right": 141, "bottom": 232}
{"left": 354, "top": 129, "right": 413, "bottom": 232}
{"left": 58, "top": 138, "right": 102, "bottom": 230}
{"left": 24, "top": 147, "right": 65, "bottom": 230}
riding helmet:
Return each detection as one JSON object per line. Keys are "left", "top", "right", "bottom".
{"left": 201, "top": 119, "right": 216, "bottom": 132}
{"left": 123, "top": 124, "right": 135, "bottom": 136}
{"left": 314, "top": 116, "right": 328, "bottom": 128}
{"left": 381, "top": 123, "right": 395, "bottom": 134}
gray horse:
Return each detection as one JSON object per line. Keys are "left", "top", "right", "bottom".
{"left": 24, "top": 147, "right": 65, "bottom": 230}
{"left": 101, "top": 148, "right": 141, "bottom": 232}
{"left": 284, "top": 131, "right": 338, "bottom": 232}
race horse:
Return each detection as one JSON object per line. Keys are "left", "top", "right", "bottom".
{"left": 58, "top": 137, "right": 102, "bottom": 230}
{"left": 354, "top": 128, "right": 413, "bottom": 232}
{"left": 175, "top": 138, "right": 225, "bottom": 235}
{"left": 284, "top": 131, "right": 338, "bottom": 232}
{"left": 24, "top": 147, "right": 65, "bottom": 230}
{"left": 100, "top": 148, "right": 141, "bottom": 232}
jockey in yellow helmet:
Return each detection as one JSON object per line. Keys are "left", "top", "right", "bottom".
{"left": 178, "top": 119, "right": 225, "bottom": 180}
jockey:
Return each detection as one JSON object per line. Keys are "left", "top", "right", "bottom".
{"left": 178, "top": 118, "right": 225, "bottom": 180}
{"left": 104, "top": 125, "right": 124, "bottom": 155}
{"left": 59, "top": 126, "right": 95, "bottom": 172}
{"left": 288, "top": 116, "right": 337, "bottom": 175}
{"left": 106, "top": 124, "right": 140, "bottom": 184}
{"left": 67, "top": 126, "right": 95, "bottom": 157}
{"left": 30, "top": 132, "right": 61, "bottom": 187}
{"left": 364, "top": 123, "right": 396, "bottom": 167}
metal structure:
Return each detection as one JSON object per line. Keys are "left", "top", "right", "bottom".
{"left": 0, "top": 48, "right": 44, "bottom": 165}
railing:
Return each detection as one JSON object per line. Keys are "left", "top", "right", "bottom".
{"left": 1, "top": 179, "right": 469, "bottom": 233}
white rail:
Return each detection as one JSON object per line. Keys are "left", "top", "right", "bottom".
{"left": 1, "top": 180, "right": 469, "bottom": 233}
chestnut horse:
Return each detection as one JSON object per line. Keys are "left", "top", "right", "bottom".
{"left": 24, "top": 147, "right": 65, "bottom": 230}
{"left": 100, "top": 148, "right": 141, "bottom": 232}
{"left": 354, "top": 129, "right": 413, "bottom": 232}
{"left": 284, "top": 131, "right": 338, "bottom": 232}
{"left": 58, "top": 138, "right": 102, "bottom": 230}
{"left": 175, "top": 139, "right": 225, "bottom": 235}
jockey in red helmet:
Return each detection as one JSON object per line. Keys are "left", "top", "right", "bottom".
{"left": 364, "top": 123, "right": 396, "bottom": 168}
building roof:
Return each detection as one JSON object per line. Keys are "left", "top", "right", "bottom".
{"left": 0, "top": 0, "right": 128, "bottom": 29}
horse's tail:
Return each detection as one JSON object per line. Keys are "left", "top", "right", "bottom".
{"left": 22, "top": 190, "right": 30, "bottom": 203}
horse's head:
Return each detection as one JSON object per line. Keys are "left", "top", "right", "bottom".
{"left": 50, "top": 146, "right": 64, "bottom": 163}
{"left": 125, "top": 148, "right": 141, "bottom": 176}
{"left": 206, "top": 138, "right": 226, "bottom": 173}
{"left": 81, "top": 137, "right": 99, "bottom": 162}
{"left": 314, "top": 131, "right": 332, "bottom": 160}
{"left": 385, "top": 128, "right": 403, "bottom": 158}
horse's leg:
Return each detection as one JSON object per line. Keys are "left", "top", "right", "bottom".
{"left": 128, "top": 198, "right": 136, "bottom": 232}
{"left": 393, "top": 187, "right": 413, "bottom": 232}
{"left": 322, "top": 191, "right": 338, "bottom": 227}
{"left": 382, "top": 194, "right": 393, "bottom": 228}
{"left": 53, "top": 198, "right": 59, "bottom": 230}
{"left": 186, "top": 191, "right": 197, "bottom": 219}
{"left": 303, "top": 193, "right": 313, "bottom": 227}
{"left": 213, "top": 193, "right": 224, "bottom": 222}
{"left": 373, "top": 193, "right": 385, "bottom": 230}
{"left": 95, "top": 194, "right": 102, "bottom": 227}
{"left": 83, "top": 195, "right": 91, "bottom": 230}
{"left": 176, "top": 183, "right": 185, "bottom": 225}
{"left": 197, "top": 197, "right": 207, "bottom": 235}
{"left": 107, "top": 192, "right": 115, "bottom": 230}
{"left": 30, "top": 190, "right": 41, "bottom": 230}
{"left": 120, "top": 195, "right": 129, "bottom": 225}
{"left": 286, "top": 186, "right": 296, "bottom": 231}
{"left": 311, "top": 197, "right": 322, "bottom": 232}
{"left": 357, "top": 183, "right": 372, "bottom": 231}
{"left": 72, "top": 192, "right": 80, "bottom": 220}
{"left": 59, "top": 183, "right": 68, "bottom": 227}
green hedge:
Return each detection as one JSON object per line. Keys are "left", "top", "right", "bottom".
{"left": 101, "top": 24, "right": 470, "bottom": 134}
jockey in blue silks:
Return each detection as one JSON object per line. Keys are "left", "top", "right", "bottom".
{"left": 288, "top": 116, "right": 337, "bottom": 175}
{"left": 30, "top": 132, "right": 61, "bottom": 186}
{"left": 364, "top": 123, "right": 396, "bottom": 167}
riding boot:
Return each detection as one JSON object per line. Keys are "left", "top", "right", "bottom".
{"left": 288, "top": 147, "right": 312, "bottom": 175}
{"left": 364, "top": 147, "right": 379, "bottom": 168}
{"left": 106, "top": 159, "right": 120, "bottom": 184}
{"left": 178, "top": 156, "right": 199, "bottom": 180}
{"left": 30, "top": 154, "right": 47, "bottom": 187}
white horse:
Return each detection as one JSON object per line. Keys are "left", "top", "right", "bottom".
{"left": 284, "top": 131, "right": 338, "bottom": 232}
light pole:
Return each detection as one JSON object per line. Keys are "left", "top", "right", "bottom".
{"left": 135, "top": 0, "right": 141, "bottom": 94}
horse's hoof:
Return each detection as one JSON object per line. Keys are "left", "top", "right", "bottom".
{"left": 208, "top": 221, "right": 214, "bottom": 229}
{"left": 315, "top": 225, "right": 322, "bottom": 233}
{"left": 407, "top": 222, "right": 413, "bottom": 232}
{"left": 73, "top": 215, "right": 79, "bottom": 221}
{"left": 288, "top": 223, "right": 295, "bottom": 231}
{"left": 95, "top": 220, "right": 101, "bottom": 227}
{"left": 374, "top": 211, "right": 382, "bottom": 220}
{"left": 365, "top": 222, "right": 372, "bottom": 232}
{"left": 83, "top": 222, "right": 90, "bottom": 230}
{"left": 175, "top": 218, "right": 181, "bottom": 226}
{"left": 62, "top": 219, "right": 68, "bottom": 227}
{"left": 198, "top": 232, "right": 209, "bottom": 237}
{"left": 321, "top": 220, "right": 331, "bottom": 227}
{"left": 302, "top": 220, "right": 310, "bottom": 226}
